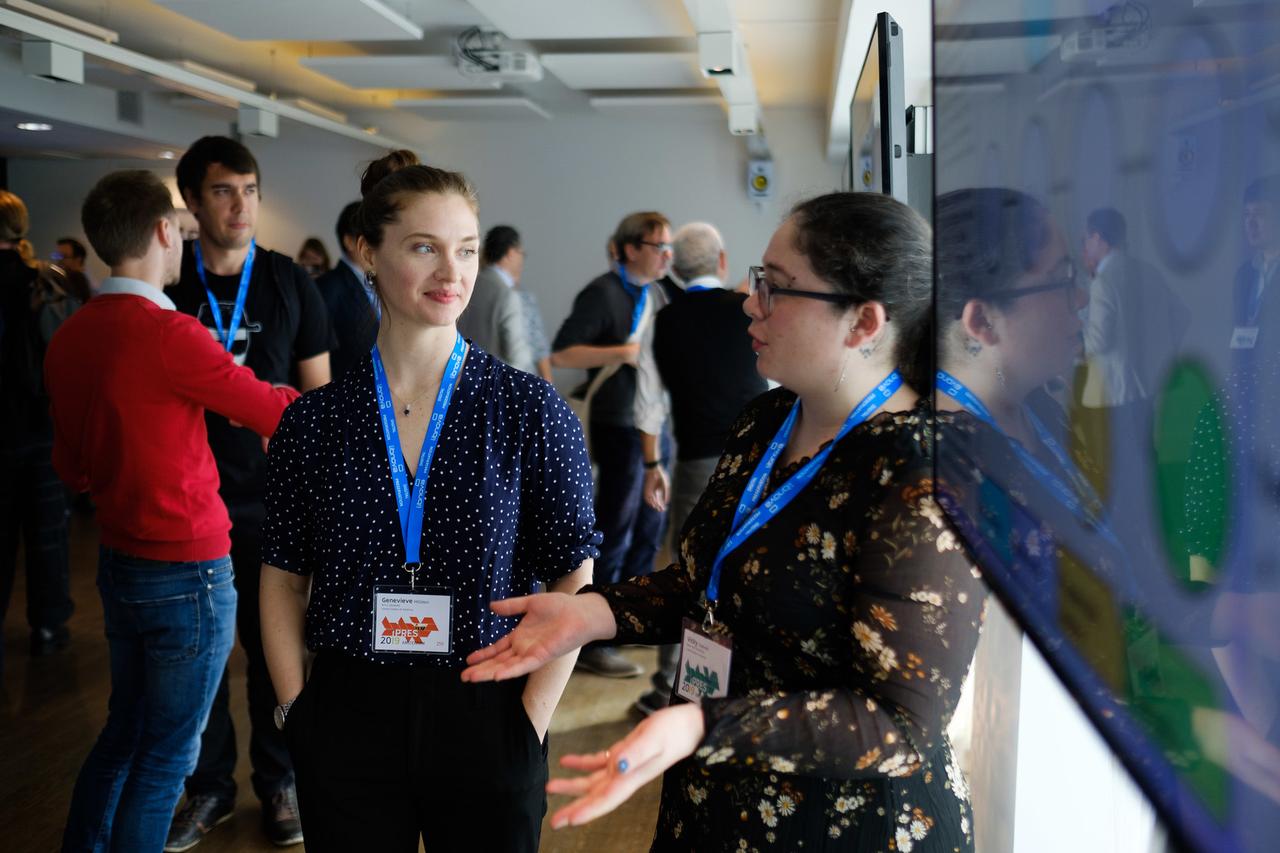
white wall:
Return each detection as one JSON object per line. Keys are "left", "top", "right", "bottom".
{"left": 409, "top": 106, "right": 841, "bottom": 342}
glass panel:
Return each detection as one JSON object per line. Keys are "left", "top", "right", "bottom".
{"left": 932, "top": 2, "right": 1280, "bottom": 850}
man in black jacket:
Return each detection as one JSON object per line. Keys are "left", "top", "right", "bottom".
{"left": 0, "top": 189, "right": 74, "bottom": 680}
{"left": 552, "top": 211, "right": 674, "bottom": 678}
{"left": 315, "top": 201, "right": 377, "bottom": 381}
{"left": 634, "top": 221, "right": 766, "bottom": 714}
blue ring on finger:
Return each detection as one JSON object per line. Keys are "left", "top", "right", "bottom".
{"left": 617, "top": 758, "right": 630, "bottom": 774}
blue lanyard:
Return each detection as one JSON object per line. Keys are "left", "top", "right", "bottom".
{"left": 371, "top": 334, "right": 467, "bottom": 565}
{"left": 192, "top": 239, "right": 256, "bottom": 352}
{"left": 686, "top": 284, "right": 715, "bottom": 294}
{"left": 705, "top": 371, "right": 903, "bottom": 604}
{"left": 1247, "top": 263, "right": 1270, "bottom": 325}
{"left": 935, "top": 370, "right": 1116, "bottom": 543}
{"left": 617, "top": 265, "right": 648, "bottom": 336}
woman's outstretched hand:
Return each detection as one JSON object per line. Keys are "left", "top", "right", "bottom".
{"left": 547, "top": 703, "right": 705, "bottom": 829}
{"left": 460, "top": 591, "right": 613, "bottom": 682}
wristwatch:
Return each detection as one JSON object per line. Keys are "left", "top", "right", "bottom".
{"left": 273, "top": 698, "right": 295, "bottom": 731}
{"left": 643, "top": 459, "right": 662, "bottom": 469}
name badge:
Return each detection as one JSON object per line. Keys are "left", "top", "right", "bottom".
{"left": 676, "top": 617, "right": 732, "bottom": 703}
{"left": 1231, "top": 327, "right": 1259, "bottom": 349}
{"left": 372, "top": 586, "right": 452, "bottom": 654}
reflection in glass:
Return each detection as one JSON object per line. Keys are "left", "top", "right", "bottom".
{"left": 933, "top": 2, "right": 1280, "bottom": 850}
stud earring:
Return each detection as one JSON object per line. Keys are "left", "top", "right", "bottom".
{"left": 995, "top": 366, "right": 1007, "bottom": 387}
{"left": 964, "top": 336, "right": 982, "bottom": 357}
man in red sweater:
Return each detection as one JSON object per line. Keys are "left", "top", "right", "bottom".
{"left": 45, "top": 170, "right": 299, "bottom": 853}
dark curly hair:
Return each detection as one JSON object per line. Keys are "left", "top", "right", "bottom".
{"left": 788, "top": 192, "right": 933, "bottom": 392}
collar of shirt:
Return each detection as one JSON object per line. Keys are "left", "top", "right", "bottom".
{"left": 340, "top": 254, "right": 364, "bottom": 282}
{"left": 1095, "top": 251, "right": 1116, "bottom": 277}
{"left": 343, "top": 255, "right": 380, "bottom": 313}
{"left": 490, "top": 265, "right": 516, "bottom": 289}
{"left": 684, "top": 274, "right": 725, "bottom": 291}
{"left": 99, "top": 276, "right": 176, "bottom": 310}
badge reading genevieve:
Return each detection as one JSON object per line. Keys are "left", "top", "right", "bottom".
{"left": 373, "top": 589, "right": 452, "bottom": 654}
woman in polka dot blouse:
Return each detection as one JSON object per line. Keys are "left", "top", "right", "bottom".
{"left": 258, "top": 150, "right": 601, "bottom": 853}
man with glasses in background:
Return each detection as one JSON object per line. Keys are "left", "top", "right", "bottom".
{"left": 552, "top": 211, "right": 675, "bottom": 678}
{"left": 632, "top": 222, "right": 766, "bottom": 714}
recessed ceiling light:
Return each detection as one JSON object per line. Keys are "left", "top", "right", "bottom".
{"left": 16, "top": 121, "right": 53, "bottom": 131}
{"left": 158, "top": 150, "right": 176, "bottom": 159}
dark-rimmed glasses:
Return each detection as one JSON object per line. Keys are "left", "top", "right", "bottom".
{"left": 639, "top": 240, "right": 673, "bottom": 253}
{"left": 997, "top": 258, "right": 1080, "bottom": 307}
{"left": 748, "top": 266, "right": 854, "bottom": 318}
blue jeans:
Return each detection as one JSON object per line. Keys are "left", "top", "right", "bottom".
{"left": 62, "top": 549, "right": 236, "bottom": 853}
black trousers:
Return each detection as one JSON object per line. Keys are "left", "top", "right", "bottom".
{"left": 284, "top": 653, "right": 548, "bottom": 853}
{"left": 186, "top": 523, "right": 293, "bottom": 803}
{"left": 0, "top": 444, "right": 73, "bottom": 645}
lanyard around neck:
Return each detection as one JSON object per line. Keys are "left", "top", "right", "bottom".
{"left": 192, "top": 239, "right": 256, "bottom": 352}
{"left": 936, "top": 370, "right": 1115, "bottom": 544}
{"left": 705, "top": 371, "right": 903, "bottom": 606}
{"left": 371, "top": 334, "right": 467, "bottom": 565}
{"left": 617, "top": 265, "right": 648, "bottom": 336}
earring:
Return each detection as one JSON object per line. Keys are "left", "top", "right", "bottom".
{"left": 995, "top": 366, "right": 1007, "bottom": 387}
{"left": 834, "top": 350, "right": 851, "bottom": 392}
{"left": 366, "top": 270, "right": 377, "bottom": 286}
{"left": 963, "top": 336, "right": 982, "bottom": 357}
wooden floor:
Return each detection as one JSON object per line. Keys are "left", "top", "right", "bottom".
{"left": 0, "top": 512, "right": 663, "bottom": 852}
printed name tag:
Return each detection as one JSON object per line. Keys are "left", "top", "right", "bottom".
{"left": 1231, "top": 327, "right": 1259, "bottom": 349}
{"left": 372, "top": 588, "right": 452, "bottom": 654}
{"left": 676, "top": 617, "right": 732, "bottom": 703}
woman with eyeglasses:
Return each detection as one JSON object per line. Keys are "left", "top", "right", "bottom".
{"left": 463, "top": 192, "right": 986, "bottom": 851}
{"left": 930, "top": 189, "right": 1129, "bottom": 629}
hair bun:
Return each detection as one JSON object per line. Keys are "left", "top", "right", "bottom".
{"left": 360, "top": 149, "right": 420, "bottom": 199}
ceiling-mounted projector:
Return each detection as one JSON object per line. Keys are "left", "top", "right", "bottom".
{"left": 456, "top": 50, "right": 543, "bottom": 83}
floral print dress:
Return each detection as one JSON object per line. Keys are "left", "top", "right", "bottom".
{"left": 589, "top": 390, "right": 987, "bottom": 852}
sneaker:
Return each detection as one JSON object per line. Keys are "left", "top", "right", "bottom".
{"left": 633, "top": 688, "right": 671, "bottom": 717}
{"left": 263, "top": 786, "right": 304, "bottom": 847}
{"left": 30, "top": 625, "right": 70, "bottom": 656}
{"left": 164, "top": 794, "right": 233, "bottom": 852}
{"left": 575, "top": 646, "right": 643, "bottom": 679}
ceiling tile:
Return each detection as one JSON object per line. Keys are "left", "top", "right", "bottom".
{"left": 541, "top": 52, "right": 711, "bottom": 90}
{"left": 740, "top": 20, "right": 837, "bottom": 106}
{"left": 153, "top": 0, "right": 424, "bottom": 41}
{"left": 466, "top": 0, "right": 693, "bottom": 39}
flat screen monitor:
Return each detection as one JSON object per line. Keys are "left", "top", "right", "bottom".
{"left": 850, "top": 12, "right": 907, "bottom": 203}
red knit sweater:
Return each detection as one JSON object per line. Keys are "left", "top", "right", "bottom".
{"left": 44, "top": 289, "right": 300, "bottom": 562}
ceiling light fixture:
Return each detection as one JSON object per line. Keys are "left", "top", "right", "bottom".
{"left": 17, "top": 121, "right": 53, "bottom": 131}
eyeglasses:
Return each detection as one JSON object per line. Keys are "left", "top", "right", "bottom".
{"left": 639, "top": 240, "right": 673, "bottom": 253}
{"left": 748, "top": 266, "right": 854, "bottom": 318}
{"left": 998, "top": 258, "right": 1081, "bottom": 307}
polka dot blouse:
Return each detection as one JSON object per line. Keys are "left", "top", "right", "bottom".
{"left": 262, "top": 344, "right": 602, "bottom": 667}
